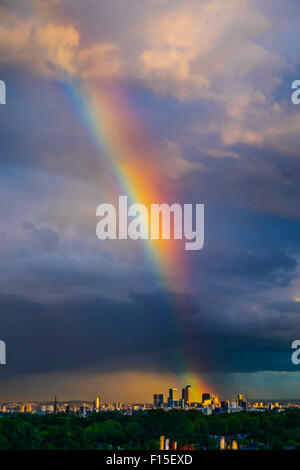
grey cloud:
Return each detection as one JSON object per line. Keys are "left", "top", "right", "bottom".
{"left": 0, "top": 292, "right": 296, "bottom": 384}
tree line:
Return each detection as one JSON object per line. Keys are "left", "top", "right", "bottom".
{"left": 0, "top": 409, "right": 299, "bottom": 450}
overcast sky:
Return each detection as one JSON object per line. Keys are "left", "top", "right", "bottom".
{"left": 0, "top": 0, "right": 300, "bottom": 402}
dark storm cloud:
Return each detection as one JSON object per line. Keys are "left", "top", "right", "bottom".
{"left": 188, "top": 207, "right": 300, "bottom": 291}
{"left": 0, "top": 291, "right": 296, "bottom": 385}
{"left": 0, "top": 293, "right": 175, "bottom": 377}
{"left": 0, "top": 0, "right": 300, "bottom": 397}
{"left": 267, "top": 301, "right": 300, "bottom": 314}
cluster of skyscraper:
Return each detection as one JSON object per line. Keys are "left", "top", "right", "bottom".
{"left": 152, "top": 388, "right": 255, "bottom": 413}
{"left": 153, "top": 385, "right": 192, "bottom": 409}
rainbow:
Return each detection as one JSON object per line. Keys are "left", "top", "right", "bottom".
{"left": 19, "top": 0, "right": 213, "bottom": 400}
{"left": 65, "top": 79, "right": 184, "bottom": 279}
{"left": 62, "top": 77, "right": 211, "bottom": 400}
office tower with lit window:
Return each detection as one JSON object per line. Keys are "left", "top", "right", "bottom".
{"left": 158, "top": 394, "right": 164, "bottom": 408}
{"left": 167, "top": 388, "right": 178, "bottom": 408}
{"left": 154, "top": 393, "right": 164, "bottom": 408}
{"left": 95, "top": 396, "right": 100, "bottom": 411}
{"left": 182, "top": 385, "right": 191, "bottom": 404}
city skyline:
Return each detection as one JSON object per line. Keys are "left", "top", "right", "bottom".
{"left": 0, "top": 381, "right": 299, "bottom": 405}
